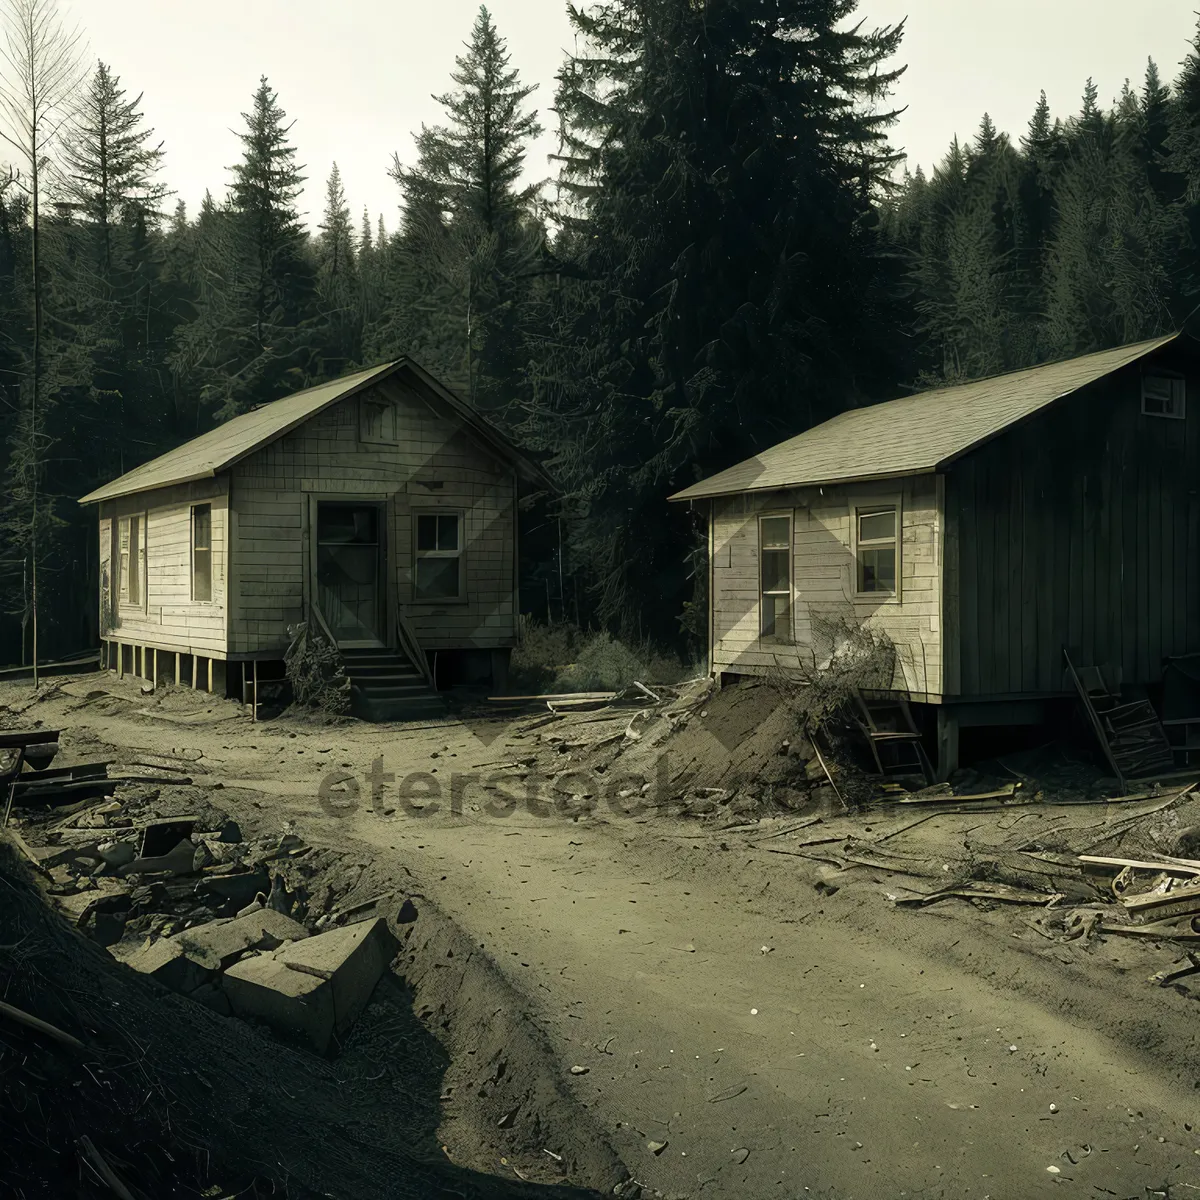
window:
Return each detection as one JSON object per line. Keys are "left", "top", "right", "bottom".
{"left": 117, "top": 515, "right": 145, "bottom": 607}
{"left": 1142, "top": 373, "right": 1186, "bottom": 419}
{"left": 360, "top": 397, "right": 398, "bottom": 443}
{"left": 759, "top": 514, "right": 791, "bottom": 640}
{"left": 192, "top": 504, "right": 212, "bottom": 602}
{"left": 856, "top": 506, "right": 897, "bottom": 594}
{"left": 414, "top": 512, "right": 462, "bottom": 600}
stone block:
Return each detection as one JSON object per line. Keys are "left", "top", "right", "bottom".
{"left": 222, "top": 955, "right": 336, "bottom": 1054}
{"left": 275, "top": 917, "right": 399, "bottom": 1036}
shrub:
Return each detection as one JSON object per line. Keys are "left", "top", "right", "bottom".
{"left": 284, "top": 622, "right": 350, "bottom": 714}
{"left": 509, "top": 619, "right": 688, "bottom": 694}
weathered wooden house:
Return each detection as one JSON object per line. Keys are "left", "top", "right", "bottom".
{"left": 670, "top": 333, "right": 1200, "bottom": 776}
{"left": 80, "top": 360, "right": 552, "bottom": 718}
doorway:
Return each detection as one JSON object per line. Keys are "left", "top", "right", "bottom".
{"left": 315, "top": 502, "right": 385, "bottom": 647}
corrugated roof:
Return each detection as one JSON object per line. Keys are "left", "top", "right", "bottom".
{"left": 80, "top": 360, "right": 553, "bottom": 504}
{"left": 669, "top": 334, "right": 1179, "bottom": 502}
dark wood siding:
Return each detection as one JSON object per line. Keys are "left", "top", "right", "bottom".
{"left": 947, "top": 346, "right": 1200, "bottom": 698}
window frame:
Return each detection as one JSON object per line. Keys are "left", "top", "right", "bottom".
{"left": 411, "top": 508, "right": 466, "bottom": 604}
{"left": 757, "top": 510, "right": 793, "bottom": 643}
{"left": 852, "top": 500, "right": 902, "bottom": 601}
{"left": 359, "top": 395, "right": 399, "bottom": 444}
{"left": 191, "top": 503, "right": 213, "bottom": 603}
{"left": 117, "top": 513, "right": 147, "bottom": 611}
{"left": 1141, "top": 371, "right": 1186, "bottom": 421}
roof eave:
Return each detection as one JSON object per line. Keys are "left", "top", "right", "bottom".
{"left": 79, "top": 467, "right": 220, "bottom": 506}
{"left": 669, "top": 466, "right": 936, "bottom": 503}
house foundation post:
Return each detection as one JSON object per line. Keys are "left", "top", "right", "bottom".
{"left": 936, "top": 706, "right": 960, "bottom": 783}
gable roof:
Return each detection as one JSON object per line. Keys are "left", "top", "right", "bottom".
{"left": 669, "top": 334, "right": 1180, "bottom": 502}
{"left": 79, "top": 359, "right": 554, "bottom": 505}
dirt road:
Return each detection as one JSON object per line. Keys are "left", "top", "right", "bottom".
{"left": 7, "top": 677, "right": 1200, "bottom": 1199}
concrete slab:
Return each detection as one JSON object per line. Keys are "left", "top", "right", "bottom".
{"left": 222, "top": 955, "right": 336, "bottom": 1053}
{"left": 124, "top": 936, "right": 215, "bottom": 994}
{"left": 275, "top": 917, "right": 399, "bottom": 1035}
{"left": 175, "top": 908, "right": 307, "bottom": 970}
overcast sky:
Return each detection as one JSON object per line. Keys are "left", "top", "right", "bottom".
{"left": 58, "top": 1, "right": 1200, "bottom": 232}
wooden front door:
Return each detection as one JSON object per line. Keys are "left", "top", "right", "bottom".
{"left": 315, "top": 502, "right": 385, "bottom": 647}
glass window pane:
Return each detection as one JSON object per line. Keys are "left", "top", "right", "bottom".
{"left": 859, "top": 510, "right": 895, "bottom": 542}
{"left": 193, "top": 550, "right": 212, "bottom": 602}
{"left": 416, "top": 556, "right": 460, "bottom": 599}
{"left": 416, "top": 515, "right": 437, "bottom": 552}
{"left": 761, "top": 548, "right": 789, "bottom": 594}
{"left": 762, "top": 594, "right": 789, "bottom": 639}
{"left": 860, "top": 547, "right": 896, "bottom": 592}
{"left": 437, "top": 514, "right": 459, "bottom": 551}
{"left": 318, "top": 505, "right": 377, "bottom": 545}
{"left": 760, "top": 516, "right": 790, "bottom": 548}
{"left": 193, "top": 504, "right": 211, "bottom": 551}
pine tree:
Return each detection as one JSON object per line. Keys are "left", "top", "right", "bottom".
{"left": 1167, "top": 17, "right": 1200, "bottom": 307}
{"left": 170, "top": 77, "right": 318, "bottom": 420}
{"left": 314, "top": 162, "right": 361, "bottom": 374}
{"left": 381, "top": 5, "right": 545, "bottom": 415}
{"left": 526, "top": 0, "right": 907, "bottom": 641}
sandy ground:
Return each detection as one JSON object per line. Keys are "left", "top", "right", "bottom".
{"left": 5, "top": 672, "right": 1200, "bottom": 1200}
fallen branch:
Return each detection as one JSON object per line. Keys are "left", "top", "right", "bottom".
{"left": 750, "top": 817, "right": 824, "bottom": 843}
{"left": 77, "top": 1135, "right": 137, "bottom": 1200}
{"left": 0, "top": 998, "right": 87, "bottom": 1052}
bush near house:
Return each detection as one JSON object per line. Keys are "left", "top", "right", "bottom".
{"left": 509, "top": 619, "right": 689, "bottom": 695}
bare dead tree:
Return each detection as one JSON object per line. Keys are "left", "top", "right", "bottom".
{"left": 0, "top": 0, "right": 86, "bottom": 686}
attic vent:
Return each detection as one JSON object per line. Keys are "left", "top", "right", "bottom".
{"left": 1142, "top": 373, "right": 1185, "bottom": 420}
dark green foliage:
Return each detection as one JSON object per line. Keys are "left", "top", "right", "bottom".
{"left": 168, "top": 77, "right": 319, "bottom": 421}
{"left": 4, "top": 6, "right": 1200, "bottom": 668}
{"left": 519, "top": 0, "right": 908, "bottom": 643}
{"left": 887, "top": 40, "right": 1198, "bottom": 385}
{"left": 369, "top": 5, "right": 546, "bottom": 416}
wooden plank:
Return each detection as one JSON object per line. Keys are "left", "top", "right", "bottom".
{"left": 958, "top": 458, "right": 979, "bottom": 695}
{"left": 1136, "top": 449, "right": 1150, "bottom": 683}
{"left": 1017, "top": 446, "right": 1037, "bottom": 693}
{"left": 1147, "top": 443, "right": 1163, "bottom": 678}
{"left": 1066, "top": 423, "right": 1084, "bottom": 667}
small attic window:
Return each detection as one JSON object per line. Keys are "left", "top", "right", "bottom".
{"left": 360, "top": 397, "right": 398, "bottom": 443}
{"left": 1142, "top": 373, "right": 1185, "bottom": 420}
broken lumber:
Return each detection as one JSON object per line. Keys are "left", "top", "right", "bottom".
{"left": 1148, "top": 952, "right": 1200, "bottom": 986}
{"left": 1079, "top": 854, "right": 1200, "bottom": 878}
{"left": 893, "top": 784, "right": 1018, "bottom": 805}
{"left": 894, "top": 882, "right": 1062, "bottom": 907}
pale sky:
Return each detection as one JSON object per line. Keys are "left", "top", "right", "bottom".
{"left": 46, "top": 1, "right": 1200, "bottom": 232}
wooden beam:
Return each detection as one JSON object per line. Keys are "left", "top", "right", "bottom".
{"left": 117, "top": 643, "right": 123, "bottom": 680}
{"left": 191, "top": 654, "right": 197, "bottom": 689}
{"left": 206, "top": 657, "right": 213, "bottom": 693}
{"left": 175, "top": 652, "right": 181, "bottom": 686}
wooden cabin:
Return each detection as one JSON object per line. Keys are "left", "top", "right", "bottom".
{"left": 79, "top": 360, "right": 552, "bottom": 719}
{"left": 669, "top": 332, "right": 1200, "bottom": 777}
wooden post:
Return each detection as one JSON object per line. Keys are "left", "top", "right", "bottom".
{"left": 152, "top": 648, "right": 157, "bottom": 690}
{"left": 936, "top": 707, "right": 960, "bottom": 783}
{"left": 206, "top": 658, "right": 213, "bottom": 693}
{"left": 117, "top": 643, "right": 124, "bottom": 680}
{"left": 252, "top": 658, "right": 258, "bottom": 723}
{"left": 191, "top": 655, "right": 198, "bottom": 689}
{"left": 175, "top": 652, "right": 181, "bottom": 685}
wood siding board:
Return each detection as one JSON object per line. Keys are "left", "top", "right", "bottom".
{"left": 958, "top": 458, "right": 980, "bottom": 694}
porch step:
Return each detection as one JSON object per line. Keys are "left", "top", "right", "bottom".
{"left": 341, "top": 662, "right": 425, "bottom": 681}
{"left": 342, "top": 647, "right": 444, "bottom": 724}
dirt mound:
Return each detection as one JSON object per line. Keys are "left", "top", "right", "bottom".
{"left": 0, "top": 841, "right": 609, "bottom": 1200}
